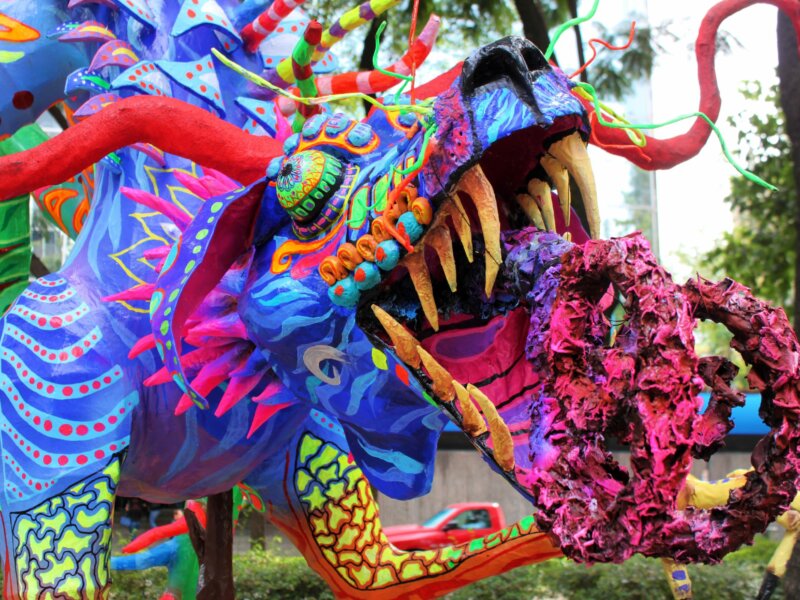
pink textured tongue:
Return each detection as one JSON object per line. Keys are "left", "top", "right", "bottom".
{"left": 421, "top": 307, "right": 539, "bottom": 429}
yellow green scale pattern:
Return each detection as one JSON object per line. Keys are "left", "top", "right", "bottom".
{"left": 11, "top": 457, "right": 120, "bottom": 599}
{"left": 295, "top": 433, "right": 538, "bottom": 590}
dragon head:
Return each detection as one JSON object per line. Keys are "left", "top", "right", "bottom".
{"left": 236, "top": 39, "right": 599, "bottom": 494}
{"left": 200, "top": 35, "right": 797, "bottom": 565}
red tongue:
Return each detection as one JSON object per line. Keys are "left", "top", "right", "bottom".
{"left": 420, "top": 307, "right": 538, "bottom": 407}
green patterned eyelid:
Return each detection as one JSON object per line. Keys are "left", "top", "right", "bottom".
{"left": 277, "top": 150, "right": 346, "bottom": 222}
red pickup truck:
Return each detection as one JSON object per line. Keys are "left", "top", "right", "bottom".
{"left": 383, "top": 502, "right": 506, "bottom": 550}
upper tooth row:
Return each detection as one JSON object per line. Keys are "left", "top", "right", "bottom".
{"left": 515, "top": 132, "right": 599, "bottom": 239}
{"left": 372, "top": 305, "right": 516, "bottom": 473}
{"left": 324, "top": 132, "right": 599, "bottom": 330}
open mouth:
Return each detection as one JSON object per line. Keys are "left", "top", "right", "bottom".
{"left": 356, "top": 122, "right": 599, "bottom": 493}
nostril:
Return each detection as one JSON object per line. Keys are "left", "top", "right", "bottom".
{"left": 513, "top": 38, "right": 549, "bottom": 72}
{"left": 462, "top": 42, "right": 529, "bottom": 95}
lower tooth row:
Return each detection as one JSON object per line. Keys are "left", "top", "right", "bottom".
{"left": 372, "top": 305, "right": 516, "bottom": 472}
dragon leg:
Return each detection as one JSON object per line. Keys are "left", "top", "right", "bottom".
{"left": 0, "top": 270, "right": 140, "bottom": 598}
{"left": 253, "top": 429, "right": 561, "bottom": 600}
{"left": 1, "top": 455, "right": 121, "bottom": 600}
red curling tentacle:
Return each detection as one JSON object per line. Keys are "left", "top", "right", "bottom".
{"left": 579, "top": 0, "right": 800, "bottom": 170}
{"left": 0, "top": 96, "right": 284, "bottom": 202}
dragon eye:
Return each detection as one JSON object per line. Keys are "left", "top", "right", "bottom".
{"left": 276, "top": 150, "right": 345, "bottom": 223}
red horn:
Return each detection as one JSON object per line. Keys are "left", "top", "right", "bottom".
{"left": 0, "top": 96, "right": 284, "bottom": 201}
{"left": 581, "top": 0, "right": 800, "bottom": 170}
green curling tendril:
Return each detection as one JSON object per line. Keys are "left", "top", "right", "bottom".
{"left": 397, "top": 121, "right": 437, "bottom": 175}
{"left": 345, "top": 120, "right": 438, "bottom": 227}
{"left": 576, "top": 81, "right": 777, "bottom": 191}
{"left": 545, "top": 0, "right": 601, "bottom": 60}
{"left": 373, "top": 21, "right": 413, "bottom": 89}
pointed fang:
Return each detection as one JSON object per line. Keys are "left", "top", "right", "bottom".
{"left": 371, "top": 305, "right": 421, "bottom": 368}
{"left": 458, "top": 165, "right": 501, "bottom": 297}
{"left": 515, "top": 193, "right": 545, "bottom": 230}
{"left": 467, "top": 384, "right": 515, "bottom": 472}
{"left": 547, "top": 132, "right": 600, "bottom": 239}
{"left": 447, "top": 195, "right": 473, "bottom": 262}
{"left": 417, "top": 346, "right": 455, "bottom": 402}
{"left": 453, "top": 381, "right": 487, "bottom": 437}
{"left": 540, "top": 154, "right": 571, "bottom": 227}
{"left": 402, "top": 251, "right": 439, "bottom": 331}
{"left": 424, "top": 226, "right": 457, "bottom": 293}
{"left": 527, "top": 179, "right": 555, "bottom": 232}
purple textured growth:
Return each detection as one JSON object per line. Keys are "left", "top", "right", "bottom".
{"left": 519, "top": 233, "right": 800, "bottom": 564}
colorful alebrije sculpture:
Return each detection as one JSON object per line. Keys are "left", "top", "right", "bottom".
{"left": 2, "top": 0, "right": 800, "bottom": 599}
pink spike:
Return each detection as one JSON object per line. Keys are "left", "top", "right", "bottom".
{"left": 144, "top": 367, "right": 173, "bottom": 387}
{"left": 131, "top": 143, "right": 167, "bottom": 167}
{"left": 191, "top": 364, "right": 233, "bottom": 394}
{"left": 183, "top": 333, "right": 243, "bottom": 348}
{"left": 185, "top": 313, "right": 247, "bottom": 340}
{"left": 274, "top": 103, "right": 293, "bottom": 142}
{"left": 129, "top": 334, "right": 156, "bottom": 359}
{"left": 175, "top": 394, "right": 195, "bottom": 415}
{"left": 154, "top": 256, "right": 167, "bottom": 273}
{"left": 198, "top": 176, "right": 233, "bottom": 198}
{"left": 179, "top": 344, "right": 238, "bottom": 371}
{"left": 253, "top": 380, "right": 284, "bottom": 402}
{"left": 202, "top": 168, "right": 239, "bottom": 192}
{"left": 215, "top": 371, "right": 262, "bottom": 417}
{"left": 103, "top": 283, "right": 155, "bottom": 303}
{"left": 144, "top": 245, "right": 171, "bottom": 260}
{"left": 247, "top": 402, "right": 293, "bottom": 439}
{"left": 120, "top": 187, "right": 192, "bottom": 229}
{"left": 173, "top": 344, "right": 247, "bottom": 411}
{"left": 143, "top": 346, "right": 233, "bottom": 387}
{"left": 174, "top": 171, "right": 213, "bottom": 200}
{"left": 144, "top": 345, "right": 236, "bottom": 387}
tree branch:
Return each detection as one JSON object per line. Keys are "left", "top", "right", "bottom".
{"left": 512, "top": 0, "right": 556, "bottom": 61}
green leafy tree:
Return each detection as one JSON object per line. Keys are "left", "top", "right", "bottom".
{"left": 310, "top": 0, "right": 658, "bottom": 100}
{"left": 700, "top": 82, "right": 796, "bottom": 318}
